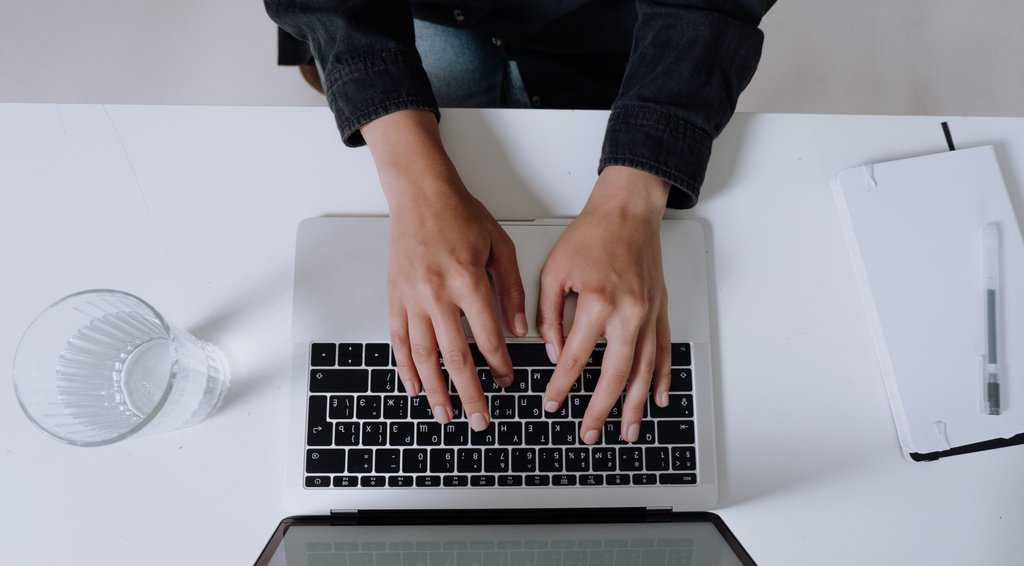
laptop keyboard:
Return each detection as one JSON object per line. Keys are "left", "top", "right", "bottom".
{"left": 305, "top": 342, "right": 697, "bottom": 489}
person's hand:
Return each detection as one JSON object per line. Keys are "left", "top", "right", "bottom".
{"left": 362, "top": 110, "right": 527, "bottom": 432}
{"left": 538, "top": 166, "right": 672, "bottom": 444}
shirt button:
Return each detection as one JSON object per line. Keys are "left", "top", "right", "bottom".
{"left": 453, "top": 9, "right": 465, "bottom": 23}
{"left": 491, "top": 37, "right": 503, "bottom": 47}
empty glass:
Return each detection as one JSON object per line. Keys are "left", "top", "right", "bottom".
{"left": 13, "top": 290, "right": 230, "bottom": 446}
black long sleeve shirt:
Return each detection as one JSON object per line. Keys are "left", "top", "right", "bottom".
{"left": 266, "top": 1, "right": 774, "bottom": 208}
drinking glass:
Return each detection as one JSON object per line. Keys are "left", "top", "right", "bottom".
{"left": 13, "top": 290, "right": 230, "bottom": 446}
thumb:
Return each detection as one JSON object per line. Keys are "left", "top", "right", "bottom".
{"left": 536, "top": 267, "right": 566, "bottom": 364}
{"left": 489, "top": 236, "right": 528, "bottom": 337}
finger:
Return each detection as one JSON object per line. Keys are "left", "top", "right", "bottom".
{"left": 581, "top": 320, "right": 641, "bottom": 445}
{"left": 536, "top": 269, "right": 567, "bottom": 365}
{"left": 432, "top": 305, "right": 490, "bottom": 432}
{"left": 543, "top": 293, "right": 608, "bottom": 414}
{"left": 652, "top": 301, "right": 672, "bottom": 408}
{"left": 408, "top": 314, "right": 452, "bottom": 424}
{"left": 621, "top": 316, "right": 657, "bottom": 443}
{"left": 459, "top": 275, "right": 514, "bottom": 388}
{"left": 389, "top": 305, "right": 421, "bottom": 396}
{"left": 489, "top": 234, "right": 528, "bottom": 338}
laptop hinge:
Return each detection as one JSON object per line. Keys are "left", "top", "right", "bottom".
{"left": 329, "top": 507, "right": 667, "bottom": 525}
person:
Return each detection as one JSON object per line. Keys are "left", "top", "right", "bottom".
{"left": 265, "top": 1, "right": 773, "bottom": 445}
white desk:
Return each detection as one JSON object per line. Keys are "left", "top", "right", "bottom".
{"left": 1, "top": 105, "right": 1022, "bottom": 565}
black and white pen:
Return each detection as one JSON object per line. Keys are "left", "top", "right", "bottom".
{"left": 982, "top": 222, "right": 1002, "bottom": 415}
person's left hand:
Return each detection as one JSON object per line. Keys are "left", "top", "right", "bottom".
{"left": 538, "top": 166, "right": 673, "bottom": 445}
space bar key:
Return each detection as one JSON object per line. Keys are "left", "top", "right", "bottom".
{"left": 506, "top": 343, "right": 554, "bottom": 367}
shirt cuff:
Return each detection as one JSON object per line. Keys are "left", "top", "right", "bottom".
{"left": 322, "top": 48, "right": 440, "bottom": 147}
{"left": 598, "top": 103, "right": 713, "bottom": 209}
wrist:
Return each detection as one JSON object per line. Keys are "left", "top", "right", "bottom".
{"left": 588, "top": 166, "right": 669, "bottom": 221}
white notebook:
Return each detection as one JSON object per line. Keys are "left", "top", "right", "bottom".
{"left": 833, "top": 146, "right": 1024, "bottom": 460}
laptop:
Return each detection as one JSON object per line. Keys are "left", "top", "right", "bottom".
{"left": 262, "top": 216, "right": 750, "bottom": 564}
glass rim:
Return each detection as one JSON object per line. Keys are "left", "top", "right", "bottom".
{"left": 12, "top": 289, "right": 176, "bottom": 447}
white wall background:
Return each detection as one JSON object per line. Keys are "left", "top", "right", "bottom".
{"left": 0, "top": 0, "right": 1022, "bottom": 116}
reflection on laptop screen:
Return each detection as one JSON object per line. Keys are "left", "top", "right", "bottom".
{"left": 268, "top": 522, "right": 744, "bottom": 566}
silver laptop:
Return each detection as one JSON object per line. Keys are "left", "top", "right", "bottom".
{"left": 287, "top": 216, "right": 719, "bottom": 512}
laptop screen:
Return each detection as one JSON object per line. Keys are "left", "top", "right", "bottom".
{"left": 263, "top": 521, "right": 746, "bottom": 566}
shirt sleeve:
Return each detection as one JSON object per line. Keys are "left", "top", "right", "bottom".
{"left": 600, "top": 0, "right": 774, "bottom": 209}
{"left": 264, "top": 0, "right": 439, "bottom": 147}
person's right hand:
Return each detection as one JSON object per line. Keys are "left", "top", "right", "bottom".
{"left": 362, "top": 110, "right": 528, "bottom": 432}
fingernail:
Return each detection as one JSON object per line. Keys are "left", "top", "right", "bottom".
{"left": 433, "top": 406, "right": 451, "bottom": 424}
{"left": 582, "top": 429, "right": 600, "bottom": 445}
{"left": 545, "top": 342, "right": 559, "bottom": 364}
{"left": 514, "top": 313, "right": 528, "bottom": 337}
{"left": 544, "top": 400, "right": 560, "bottom": 414}
{"left": 657, "top": 391, "right": 669, "bottom": 407}
{"left": 625, "top": 423, "right": 640, "bottom": 443}
{"left": 469, "top": 412, "right": 489, "bottom": 432}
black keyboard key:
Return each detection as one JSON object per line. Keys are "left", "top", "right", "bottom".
{"left": 538, "top": 448, "right": 563, "bottom": 472}
{"left": 657, "top": 420, "right": 695, "bottom": 445}
{"left": 410, "top": 396, "right": 434, "bottom": 419}
{"left": 403, "top": 449, "right": 428, "bottom": 473}
{"left": 503, "top": 369, "right": 529, "bottom": 393}
{"left": 361, "top": 422, "right": 386, "bottom": 446}
{"left": 305, "top": 475, "right": 330, "bottom": 488}
{"left": 619, "top": 447, "right": 643, "bottom": 471}
{"left": 416, "top": 475, "right": 442, "bottom": 487}
{"left": 498, "top": 475, "right": 523, "bottom": 487}
{"left": 669, "top": 368, "right": 692, "bottom": 392}
{"left": 310, "top": 343, "right": 336, "bottom": 367}
{"left": 607, "top": 397, "right": 624, "bottom": 420}
{"left": 517, "top": 395, "right": 543, "bottom": 420}
{"left": 490, "top": 395, "right": 517, "bottom": 420}
{"left": 471, "top": 475, "right": 496, "bottom": 487}
{"left": 310, "top": 369, "right": 369, "bottom": 393}
{"left": 370, "top": 369, "right": 397, "bottom": 393}
{"left": 671, "top": 343, "right": 691, "bottom": 367}
{"left": 457, "top": 448, "right": 482, "bottom": 473}
{"left": 569, "top": 395, "right": 591, "bottom": 419}
{"left": 388, "top": 475, "right": 413, "bottom": 487}
{"left": 581, "top": 368, "right": 600, "bottom": 392}
{"left": 551, "top": 421, "right": 577, "bottom": 445}
{"left": 484, "top": 448, "right": 509, "bottom": 473}
{"left": 389, "top": 422, "right": 415, "bottom": 446}
{"left": 375, "top": 449, "right": 401, "bottom": 473}
{"left": 417, "top": 422, "right": 442, "bottom": 446}
{"left": 580, "top": 474, "right": 604, "bottom": 486}
{"left": 356, "top": 395, "right": 381, "bottom": 419}
{"left": 471, "top": 422, "right": 496, "bottom": 446}
{"left": 552, "top": 474, "right": 576, "bottom": 487}
{"left": 443, "top": 475, "right": 470, "bottom": 487}
{"left": 507, "top": 343, "right": 554, "bottom": 367}
{"left": 365, "top": 343, "right": 390, "bottom": 367}
{"left": 650, "top": 394, "right": 693, "bottom": 418}
{"left": 306, "top": 448, "right": 345, "bottom": 474}
{"left": 329, "top": 395, "right": 355, "bottom": 419}
{"left": 524, "top": 421, "right": 549, "bottom": 445}
{"left": 478, "top": 369, "right": 500, "bottom": 393}
{"left": 606, "top": 473, "right": 629, "bottom": 486}
{"left": 659, "top": 473, "right": 697, "bottom": 485}
{"left": 545, "top": 401, "right": 569, "bottom": 419}
{"left": 333, "top": 475, "right": 358, "bottom": 487}
{"left": 429, "top": 448, "right": 455, "bottom": 473}
{"left": 511, "top": 448, "right": 536, "bottom": 472}
{"left": 347, "top": 449, "right": 373, "bottom": 473}
{"left": 602, "top": 421, "right": 624, "bottom": 445}
{"left": 644, "top": 447, "right": 670, "bottom": 471}
{"left": 672, "top": 447, "right": 697, "bottom": 471}
{"left": 444, "top": 422, "right": 469, "bottom": 446}
{"left": 530, "top": 369, "right": 553, "bottom": 393}
{"left": 525, "top": 474, "right": 550, "bottom": 487}
{"left": 307, "top": 396, "right": 332, "bottom": 446}
{"left": 383, "top": 395, "right": 408, "bottom": 420}
{"left": 333, "top": 421, "right": 359, "bottom": 446}
{"left": 497, "top": 422, "right": 523, "bottom": 446}
{"left": 467, "top": 342, "right": 488, "bottom": 367}
{"left": 592, "top": 447, "right": 616, "bottom": 471}
{"left": 636, "top": 421, "right": 656, "bottom": 445}
{"left": 361, "top": 475, "right": 387, "bottom": 487}
{"left": 338, "top": 343, "right": 363, "bottom": 367}
{"left": 632, "top": 473, "right": 657, "bottom": 485}
{"left": 450, "top": 395, "right": 463, "bottom": 420}
{"left": 586, "top": 344, "right": 606, "bottom": 366}
{"left": 565, "top": 448, "right": 589, "bottom": 472}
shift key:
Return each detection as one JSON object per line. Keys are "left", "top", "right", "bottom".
{"left": 310, "top": 369, "right": 370, "bottom": 393}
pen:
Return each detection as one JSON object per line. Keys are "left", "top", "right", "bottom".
{"left": 982, "top": 222, "right": 1002, "bottom": 415}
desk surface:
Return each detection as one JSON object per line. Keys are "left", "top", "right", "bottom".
{"left": 1, "top": 105, "right": 1022, "bottom": 566}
